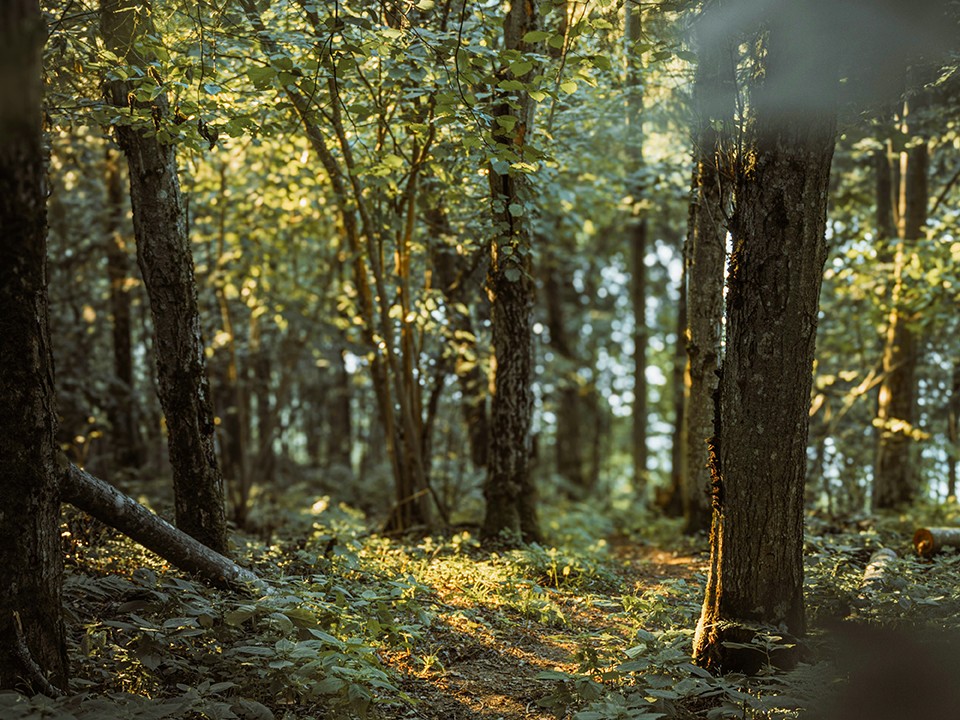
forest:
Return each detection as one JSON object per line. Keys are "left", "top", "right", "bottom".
{"left": 2, "top": 0, "right": 960, "bottom": 717}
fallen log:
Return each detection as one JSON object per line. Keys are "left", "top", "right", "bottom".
{"left": 61, "top": 461, "right": 267, "bottom": 595}
{"left": 861, "top": 548, "right": 897, "bottom": 591}
{"left": 913, "top": 527, "right": 960, "bottom": 558}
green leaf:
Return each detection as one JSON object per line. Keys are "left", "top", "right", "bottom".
{"left": 508, "top": 203, "right": 523, "bottom": 217}
{"left": 509, "top": 60, "right": 533, "bottom": 77}
{"left": 559, "top": 80, "right": 578, "bottom": 94}
{"left": 314, "top": 676, "right": 346, "bottom": 694}
{"left": 522, "top": 30, "right": 551, "bottom": 42}
{"left": 247, "top": 66, "right": 276, "bottom": 90}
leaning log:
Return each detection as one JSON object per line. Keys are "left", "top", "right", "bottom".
{"left": 913, "top": 527, "right": 960, "bottom": 558}
{"left": 61, "top": 462, "right": 266, "bottom": 594}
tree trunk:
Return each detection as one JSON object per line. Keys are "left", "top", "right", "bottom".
{"left": 693, "top": 9, "right": 837, "bottom": 673}
{"left": 105, "top": 149, "right": 145, "bottom": 470}
{"left": 873, "top": 92, "right": 927, "bottom": 510}
{"left": 425, "top": 202, "right": 490, "bottom": 469}
{"left": 62, "top": 463, "right": 263, "bottom": 594}
{"left": 326, "top": 348, "right": 354, "bottom": 473}
{"left": 0, "top": 0, "right": 69, "bottom": 691}
{"left": 101, "top": 0, "right": 228, "bottom": 553}
{"left": 947, "top": 361, "right": 959, "bottom": 499}
{"left": 482, "top": 0, "right": 541, "bottom": 544}
{"left": 625, "top": 4, "right": 648, "bottom": 501}
{"left": 682, "top": 18, "right": 734, "bottom": 534}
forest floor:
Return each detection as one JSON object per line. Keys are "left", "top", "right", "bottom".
{"left": 377, "top": 541, "right": 706, "bottom": 720}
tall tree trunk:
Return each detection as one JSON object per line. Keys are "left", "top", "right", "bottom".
{"left": 625, "top": 4, "right": 649, "bottom": 500}
{"left": 105, "top": 149, "right": 144, "bottom": 470}
{"left": 661, "top": 257, "right": 686, "bottom": 518}
{"left": 101, "top": 0, "right": 228, "bottom": 553}
{"left": 481, "top": 0, "right": 541, "bottom": 544}
{"left": 947, "top": 361, "right": 960, "bottom": 499}
{"left": 425, "top": 202, "right": 490, "bottom": 469}
{"left": 693, "top": 8, "right": 837, "bottom": 673}
{"left": 0, "top": 0, "right": 69, "bottom": 691}
{"left": 873, "top": 90, "right": 927, "bottom": 510}
{"left": 682, "top": 17, "right": 734, "bottom": 534}
{"left": 326, "top": 347, "right": 354, "bottom": 473}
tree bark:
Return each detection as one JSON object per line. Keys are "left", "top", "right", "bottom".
{"left": 101, "top": 0, "right": 228, "bottom": 553}
{"left": 62, "top": 462, "right": 264, "bottom": 594}
{"left": 682, "top": 16, "right": 734, "bottom": 534}
{"left": 625, "top": 3, "right": 648, "bottom": 501}
{"left": 693, "top": 7, "right": 837, "bottom": 673}
{"left": 873, "top": 91, "right": 927, "bottom": 510}
{"left": 0, "top": 0, "right": 69, "bottom": 691}
{"left": 481, "top": 0, "right": 542, "bottom": 544}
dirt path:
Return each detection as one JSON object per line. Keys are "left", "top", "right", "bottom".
{"left": 380, "top": 544, "right": 706, "bottom": 720}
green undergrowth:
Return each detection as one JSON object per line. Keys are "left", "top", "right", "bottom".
{"left": 9, "top": 497, "right": 960, "bottom": 719}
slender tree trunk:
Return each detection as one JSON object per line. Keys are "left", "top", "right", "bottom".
{"left": 661, "top": 258, "right": 687, "bottom": 517}
{"left": 947, "top": 361, "right": 960, "bottom": 499}
{"left": 326, "top": 347, "right": 354, "bottom": 473}
{"left": 101, "top": 0, "right": 228, "bottom": 553}
{"left": 105, "top": 149, "right": 144, "bottom": 470}
{"left": 425, "top": 202, "right": 490, "bottom": 469}
{"left": 0, "top": 0, "right": 69, "bottom": 691}
{"left": 683, "top": 18, "right": 734, "bottom": 534}
{"left": 625, "top": 4, "right": 649, "bottom": 500}
{"left": 873, "top": 91, "right": 927, "bottom": 510}
{"left": 482, "top": 0, "right": 541, "bottom": 544}
{"left": 693, "top": 9, "right": 837, "bottom": 673}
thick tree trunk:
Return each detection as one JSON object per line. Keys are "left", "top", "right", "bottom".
{"left": 105, "top": 150, "right": 144, "bottom": 470}
{"left": 0, "top": 0, "right": 69, "bottom": 693}
{"left": 62, "top": 463, "right": 263, "bottom": 593}
{"left": 682, "top": 21, "right": 734, "bottom": 534}
{"left": 101, "top": 0, "right": 228, "bottom": 553}
{"left": 693, "top": 11, "right": 837, "bottom": 673}
{"left": 873, "top": 100, "right": 926, "bottom": 509}
{"left": 481, "top": 0, "right": 541, "bottom": 544}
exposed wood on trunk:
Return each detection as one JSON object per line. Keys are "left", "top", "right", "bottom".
{"left": 101, "top": 0, "right": 228, "bottom": 553}
{"left": 682, "top": 17, "right": 734, "bottom": 534}
{"left": 0, "top": 0, "right": 69, "bottom": 690}
{"left": 62, "top": 462, "right": 265, "bottom": 594}
{"left": 913, "top": 527, "right": 960, "bottom": 558}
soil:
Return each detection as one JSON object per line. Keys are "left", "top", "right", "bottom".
{"left": 379, "top": 543, "right": 706, "bottom": 720}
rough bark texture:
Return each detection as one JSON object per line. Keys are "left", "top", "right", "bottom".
{"left": 625, "top": 3, "right": 648, "bottom": 499}
{"left": 873, "top": 101, "right": 926, "bottom": 510}
{"left": 693, "top": 12, "right": 837, "bottom": 673}
{"left": 62, "top": 463, "right": 263, "bottom": 594}
{"left": 481, "top": 0, "right": 541, "bottom": 544}
{"left": 101, "top": 0, "right": 228, "bottom": 553}
{"left": 682, "top": 18, "right": 733, "bottom": 534}
{"left": 0, "top": 0, "right": 69, "bottom": 691}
